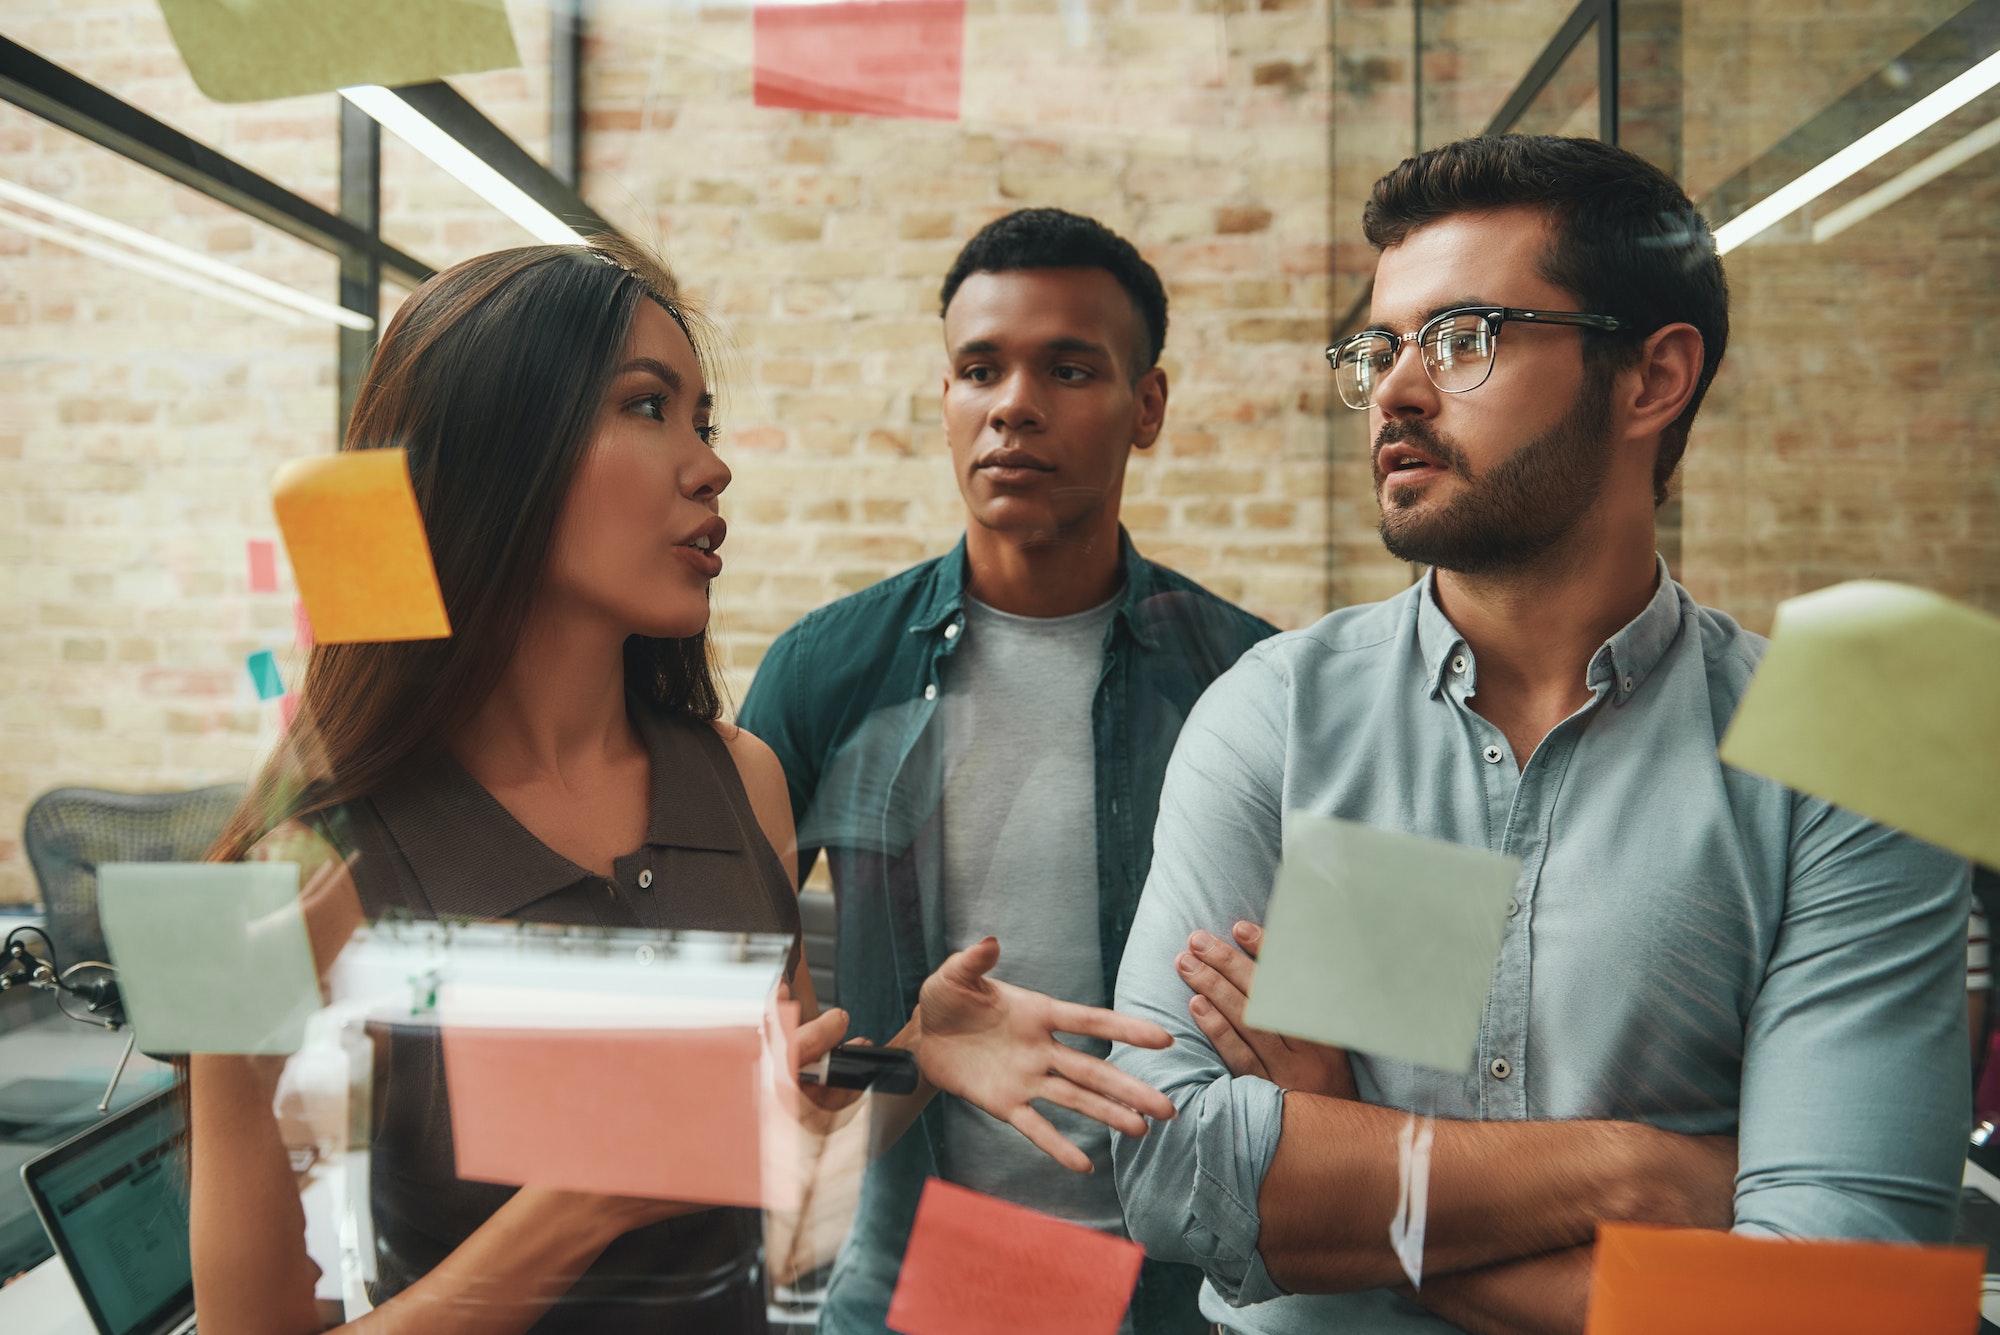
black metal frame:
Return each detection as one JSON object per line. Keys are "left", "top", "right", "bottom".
{"left": 0, "top": 34, "right": 607, "bottom": 435}
{"left": 1327, "top": 306, "right": 1631, "bottom": 408}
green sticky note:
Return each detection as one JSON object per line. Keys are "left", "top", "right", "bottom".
{"left": 1720, "top": 581, "right": 2000, "bottom": 868}
{"left": 157, "top": 0, "right": 520, "bottom": 104}
{"left": 1243, "top": 815, "right": 1520, "bottom": 1073}
{"left": 98, "top": 863, "right": 322, "bottom": 1055}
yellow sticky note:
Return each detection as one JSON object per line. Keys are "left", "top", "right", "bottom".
{"left": 158, "top": 0, "right": 520, "bottom": 104}
{"left": 272, "top": 450, "right": 450, "bottom": 645}
{"left": 1720, "top": 581, "right": 2000, "bottom": 867}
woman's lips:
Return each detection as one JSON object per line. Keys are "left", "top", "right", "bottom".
{"left": 673, "top": 544, "right": 723, "bottom": 577}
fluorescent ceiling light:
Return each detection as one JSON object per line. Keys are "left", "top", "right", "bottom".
{"left": 0, "top": 178, "right": 372, "bottom": 329}
{"left": 341, "top": 85, "right": 586, "bottom": 246}
{"left": 1713, "top": 49, "right": 2000, "bottom": 255}
{"left": 1812, "top": 113, "right": 2000, "bottom": 242}
{"left": 0, "top": 204, "right": 311, "bottom": 325}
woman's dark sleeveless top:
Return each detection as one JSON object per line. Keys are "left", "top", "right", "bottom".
{"left": 306, "top": 707, "right": 800, "bottom": 1334}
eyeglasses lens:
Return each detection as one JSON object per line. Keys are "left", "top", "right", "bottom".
{"left": 1422, "top": 315, "right": 1494, "bottom": 393}
{"left": 1333, "top": 335, "right": 1394, "bottom": 410}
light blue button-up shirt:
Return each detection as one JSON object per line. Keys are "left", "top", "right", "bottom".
{"left": 1110, "top": 563, "right": 1971, "bottom": 1333}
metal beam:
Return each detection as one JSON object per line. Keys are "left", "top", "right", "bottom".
{"left": 394, "top": 80, "right": 613, "bottom": 238}
{"left": 0, "top": 36, "right": 433, "bottom": 287}
{"left": 550, "top": 0, "right": 584, "bottom": 188}
{"left": 1482, "top": 0, "right": 1600, "bottom": 136}
{"left": 338, "top": 98, "right": 382, "bottom": 440}
{"left": 1596, "top": 0, "right": 1620, "bottom": 145}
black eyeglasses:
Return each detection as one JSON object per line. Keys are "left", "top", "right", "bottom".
{"left": 1325, "top": 306, "right": 1629, "bottom": 410}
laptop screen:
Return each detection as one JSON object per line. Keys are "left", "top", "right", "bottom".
{"left": 24, "top": 1089, "right": 193, "bottom": 1335}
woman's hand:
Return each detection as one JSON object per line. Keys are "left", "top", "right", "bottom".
{"left": 914, "top": 937, "right": 1176, "bottom": 1173}
{"left": 1177, "top": 921, "right": 1357, "bottom": 1097}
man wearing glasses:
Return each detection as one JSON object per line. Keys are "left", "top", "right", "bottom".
{"left": 1109, "top": 134, "right": 1970, "bottom": 1332}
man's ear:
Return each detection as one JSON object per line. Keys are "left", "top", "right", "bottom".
{"left": 1622, "top": 323, "right": 1703, "bottom": 443}
{"left": 1131, "top": 365, "right": 1169, "bottom": 452}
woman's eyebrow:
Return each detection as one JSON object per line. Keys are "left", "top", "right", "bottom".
{"left": 616, "top": 357, "right": 682, "bottom": 396}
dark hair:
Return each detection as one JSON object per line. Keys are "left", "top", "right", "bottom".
{"left": 1363, "top": 135, "right": 1729, "bottom": 506}
{"left": 939, "top": 207, "right": 1169, "bottom": 371}
{"left": 212, "top": 236, "right": 722, "bottom": 862}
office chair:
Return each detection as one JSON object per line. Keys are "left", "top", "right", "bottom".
{"left": 21, "top": 784, "right": 245, "bottom": 971}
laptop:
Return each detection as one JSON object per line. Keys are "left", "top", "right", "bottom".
{"left": 19, "top": 1087, "right": 195, "bottom": 1335}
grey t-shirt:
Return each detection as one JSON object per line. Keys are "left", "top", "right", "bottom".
{"left": 937, "top": 589, "right": 1126, "bottom": 1237}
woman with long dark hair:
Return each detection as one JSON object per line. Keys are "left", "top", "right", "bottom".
{"left": 188, "top": 236, "right": 1178, "bottom": 1334}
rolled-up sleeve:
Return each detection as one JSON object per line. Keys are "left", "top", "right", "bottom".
{"left": 1111, "top": 648, "right": 1293, "bottom": 1308}
{"left": 1734, "top": 794, "right": 1972, "bottom": 1242}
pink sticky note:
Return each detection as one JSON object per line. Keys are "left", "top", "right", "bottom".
{"left": 247, "top": 538, "right": 279, "bottom": 593}
{"left": 886, "top": 1179, "right": 1144, "bottom": 1335}
{"left": 279, "top": 694, "right": 300, "bottom": 731}
{"left": 442, "top": 1002, "right": 799, "bottom": 1210}
{"left": 293, "top": 599, "right": 314, "bottom": 651}
{"left": 754, "top": 0, "right": 963, "bottom": 121}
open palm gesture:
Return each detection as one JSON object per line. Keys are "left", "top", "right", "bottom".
{"left": 916, "top": 936, "right": 1177, "bottom": 1173}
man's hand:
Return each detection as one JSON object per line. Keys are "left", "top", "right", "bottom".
{"left": 1177, "top": 921, "right": 1357, "bottom": 1097}
{"left": 916, "top": 936, "right": 1178, "bottom": 1173}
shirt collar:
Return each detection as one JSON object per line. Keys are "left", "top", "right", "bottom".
{"left": 370, "top": 704, "right": 744, "bottom": 919}
{"left": 907, "top": 527, "right": 1164, "bottom": 650}
{"left": 1415, "top": 555, "right": 1682, "bottom": 705}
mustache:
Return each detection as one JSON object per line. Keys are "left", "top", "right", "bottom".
{"left": 1373, "top": 419, "right": 1471, "bottom": 477}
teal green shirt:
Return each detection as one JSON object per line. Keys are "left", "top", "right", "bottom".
{"left": 1111, "top": 562, "right": 1972, "bottom": 1332}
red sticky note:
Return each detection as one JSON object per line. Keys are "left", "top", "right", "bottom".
{"left": 1585, "top": 1224, "right": 1982, "bottom": 1335}
{"left": 247, "top": 538, "right": 279, "bottom": 593}
{"left": 442, "top": 1001, "right": 799, "bottom": 1210}
{"left": 293, "top": 599, "right": 314, "bottom": 651}
{"left": 886, "top": 1179, "right": 1144, "bottom": 1335}
{"left": 754, "top": 0, "right": 963, "bottom": 121}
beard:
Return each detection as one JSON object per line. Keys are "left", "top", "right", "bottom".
{"left": 1374, "top": 375, "right": 1615, "bottom": 575}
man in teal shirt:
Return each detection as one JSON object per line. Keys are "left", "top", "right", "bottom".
{"left": 1112, "top": 135, "right": 1970, "bottom": 1333}
{"left": 739, "top": 209, "right": 1273, "bottom": 1333}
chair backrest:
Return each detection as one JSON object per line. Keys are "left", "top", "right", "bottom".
{"left": 22, "top": 784, "right": 246, "bottom": 969}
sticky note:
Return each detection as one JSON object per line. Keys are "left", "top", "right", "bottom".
{"left": 754, "top": 0, "right": 964, "bottom": 121}
{"left": 271, "top": 450, "right": 451, "bottom": 645}
{"left": 246, "top": 538, "right": 279, "bottom": 593}
{"left": 98, "top": 863, "right": 322, "bottom": 1055}
{"left": 441, "top": 996, "right": 800, "bottom": 1211}
{"left": 886, "top": 1179, "right": 1143, "bottom": 1335}
{"left": 246, "top": 648, "right": 285, "bottom": 701}
{"left": 1719, "top": 581, "right": 2000, "bottom": 868}
{"left": 157, "top": 0, "right": 520, "bottom": 104}
{"left": 280, "top": 694, "right": 301, "bottom": 730}
{"left": 1243, "top": 814, "right": 1519, "bottom": 1073}
{"left": 1584, "top": 1223, "right": 1982, "bottom": 1335}
{"left": 293, "top": 599, "right": 314, "bottom": 651}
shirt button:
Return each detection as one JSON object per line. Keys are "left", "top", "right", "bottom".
{"left": 943, "top": 623, "right": 960, "bottom": 640}
{"left": 1489, "top": 1057, "right": 1513, "bottom": 1080}
{"left": 923, "top": 683, "right": 938, "bottom": 701}
{"left": 638, "top": 869, "right": 653, "bottom": 889}
{"left": 1482, "top": 745, "right": 1503, "bottom": 764}
{"left": 1451, "top": 654, "right": 1468, "bottom": 675}
{"left": 1506, "top": 898, "right": 1520, "bottom": 917}
{"left": 1622, "top": 675, "right": 1635, "bottom": 692}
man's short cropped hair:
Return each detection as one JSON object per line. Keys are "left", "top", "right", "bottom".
{"left": 940, "top": 208, "right": 1169, "bottom": 372}
{"left": 1363, "top": 135, "right": 1729, "bottom": 506}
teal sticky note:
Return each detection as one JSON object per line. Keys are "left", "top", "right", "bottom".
{"left": 98, "top": 863, "right": 321, "bottom": 1055}
{"left": 246, "top": 648, "right": 285, "bottom": 701}
{"left": 1719, "top": 581, "right": 2000, "bottom": 868}
{"left": 1243, "top": 815, "right": 1520, "bottom": 1073}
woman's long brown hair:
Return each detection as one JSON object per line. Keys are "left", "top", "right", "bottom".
{"left": 210, "top": 236, "right": 723, "bottom": 862}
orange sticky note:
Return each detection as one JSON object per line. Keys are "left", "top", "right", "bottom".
{"left": 246, "top": 538, "right": 279, "bottom": 593}
{"left": 886, "top": 1179, "right": 1144, "bottom": 1335}
{"left": 754, "top": 0, "right": 963, "bottom": 121}
{"left": 270, "top": 451, "right": 449, "bottom": 644}
{"left": 1585, "top": 1224, "right": 1982, "bottom": 1335}
{"left": 441, "top": 1000, "right": 799, "bottom": 1211}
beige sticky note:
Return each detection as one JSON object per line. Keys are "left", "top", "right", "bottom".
{"left": 158, "top": 0, "right": 519, "bottom": 104}
{"left": 1244, "top": 814, "right": 1520, "bottom": 1073}
{"left": 271, "top": 450, "right": 450, "bottom": 645}
{"left": 1719, "top": 581, "right": 2000, "bottom": 868}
